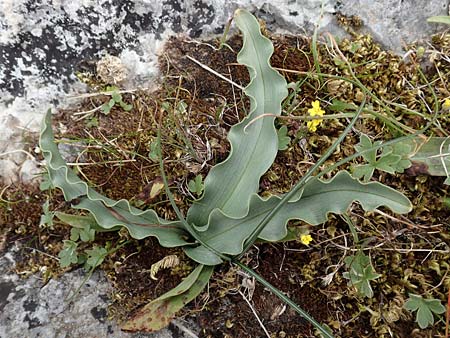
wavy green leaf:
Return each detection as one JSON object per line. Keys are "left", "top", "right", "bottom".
{"left": 406, "top": 137, "right": 450, "bottom": 179}
{"left": 187, "top": 9, "right": 288, "bottom": 227}
{"left": 39, "top": 109, "right": 191, "bottom": 247}
{"left": 185, "top": 171, "right": 412, "bottom": 265}
{"left": 122, "top": 264, "right": 213, "bottom": 332}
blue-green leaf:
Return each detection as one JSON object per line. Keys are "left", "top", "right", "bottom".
{"left": 39, "top": 109, "right": 191, "bottom": 248}
{"left": 185, "top": 171, "right": 412, "bottom": 265}
{"left": 187, "top": 9, "right": 288, "bottom": 227}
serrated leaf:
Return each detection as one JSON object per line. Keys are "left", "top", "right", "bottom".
{"left": 376, "top": 153, "right": 402, "bottom": 173}
{"left": 120, "top": 101, "right": 133, "bottom": 111}
{"left": 185, "top": 171, "right": 412, "bottom": 265}
{"left": 355, "top": 134, "right": 377, "bottom": 163}
{"left": 353, "top": 133, "right": 413, "bottom": 181}
{"left": 39, "top": 200, "right": 54, "bottom": 227}
{"left": 111, "top": 92, "right": 122, "bottom": 102}
{"left": 188, "top": 175, "right": 204, "bottom": 195}
{"left": 187, "top": 8, "right": 288, "bottom": 227}
{"left": 122, "top": 264, "right": 213, "bottom": 332}
{"left": 101, "top": 99, "right": 115, "bottom": 114}
{"left": 417, "top": 306, "right": 434, "bottom": 329}
{"left": 80, "top": 226, "right": 96, "bottom": 242}
{"left": 352, "top": 165, "right": 374, "bottom": 182}
{"left": 328, "top": 99, "right": 357, "bottom": 112}
{"left": 65, "top": 216, "right": 96, "bottom": 242}
{"left": 70, "top": 227, "right": 81, "bottom": 241}
{"left": 40, "top": 109, "right": 191, "bottom": 247}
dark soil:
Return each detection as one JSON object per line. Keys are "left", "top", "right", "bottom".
{"left": 2, "top": 28, "right": 450, "bottom": 338}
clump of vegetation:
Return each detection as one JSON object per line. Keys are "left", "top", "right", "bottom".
{"left": 2, "top": 8, "right": 450, "bottom": 338}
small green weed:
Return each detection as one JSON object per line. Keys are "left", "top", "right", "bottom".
{"left": 343, "top": 252, "right": 381, "bottom": 298}
{"left": 404, "top": 294, "right": 446, "bottom": 329}
{"left": 58, "top": 240, "right": 79, "bottom": 268}
{"left": 277, "top": 125, "right": 291, "bottom": 150}
{"left": 39, "top": 200, "right": 54, "bottom": 228}
{"left": 352, "top": 133, "right": 412, "bottom": 181}
{"left": 101, "top": 86, "right": 132, "bottom": 114}
{"left": 188, "top": 175, "right": 204, "bottom": 196}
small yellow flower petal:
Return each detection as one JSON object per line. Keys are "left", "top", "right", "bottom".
{"left": 443, "top": 98, "right": 450, "bottom": 109}
{"left": 300, "top": 234, "right": 313, "bottom": 245}
{"left": 306, "top": 100, "right": 325, "bottom": 132}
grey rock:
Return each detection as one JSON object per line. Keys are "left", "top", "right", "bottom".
{"left": 1, "top": 0, "right": 448, "bottom": 185}
{"left": 336, "top": 0, "right": 449, "bottom": 53}
{"left": 19, "top": 158, "right": 41, "bottom": 184}
{"left": 0, "top": 246, "right": 191, "bottom": 338}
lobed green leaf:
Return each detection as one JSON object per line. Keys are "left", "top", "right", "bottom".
{"left": 40, "top": 109, "right": 191, "bottom": 248}
{"left": 185, "top": 171, "right": 412, "bottom": 265}
{"left": 187, "top": 9, "right": 288, "bottom": 227}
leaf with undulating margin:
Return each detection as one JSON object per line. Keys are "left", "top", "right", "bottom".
{"left": 402, "top": 137, "right": 450, "bottom": 184}
{"left": 122, "top": 264, "right": 214, "bottom": 332}
{"left": 55, "top": 211, "right": 116, "bottom": 232}
{"left": 186, "top": 9, "right": 288, "bottom": 228}
{"left": 185, "top": 171, "right": 412, "bottom": 265}
{"left": 40, "top": 110, "right": 191, "bottom": 247}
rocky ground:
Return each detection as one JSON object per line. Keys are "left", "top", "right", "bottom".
{"left": 1, "top": 1, "right": 449, "bottom": 338}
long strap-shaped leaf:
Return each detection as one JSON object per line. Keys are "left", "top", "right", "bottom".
{"left": 187, "top": 9, "right": 288, "bottom": 227}
{"left": 40, "top": 110, "right": 191, "bottom": 247}
{"left": 122, "top": 264, "right": 214, "bottom": 332}
{"left": 185, "top": 171, "right": 412, "bottom": 265}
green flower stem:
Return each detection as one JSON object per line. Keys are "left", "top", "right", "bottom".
{"left": 276, "top": 68, "right": 422, "bottom": 134}
{"left": 311, "top": 25, "right": 323, "bottom": 86}
{"left": 234, "top": 260, "right": 334, "bottom": 338}
{"left": 239, "top": 98, "right": 365, "bottom": 256}
{"left": 416, "top": 65, "right": 448, "bottom": 135}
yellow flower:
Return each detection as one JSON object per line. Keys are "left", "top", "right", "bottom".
{"left": 306, "top": 100, "right": 325, "bottom": 132}
{"left": 300, "top": 234, "right": 313, "bottom": 245}
{"left": 443, "top": 98, "right": 450, "bottom": 109}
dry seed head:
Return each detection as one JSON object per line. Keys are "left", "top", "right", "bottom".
{"left": 150, "top": 255, "right": 180, "bottom": 280}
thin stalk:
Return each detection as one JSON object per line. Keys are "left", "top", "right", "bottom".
{"left": 446, "top": 287, "right": 450, "bottom": 338}
{"left": 234, "top": 260, "right": 333, "bottom": 338}
{"left": 239, "top": 98, "right": 366, "bottom": 256}
{"left": 416, "top": 65, "right": 448, "bottom": 135}
{"left": 218, "top": 16, "right": 233, "bottom": 51}
{"left": 341, "top": 214, "right": 359, "bottom": 244}
{"left": 274, "top": 67, "right": 418, "bottom": 134}
{"left": 311, "top": 26, "right": 323, "bottom": 86}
